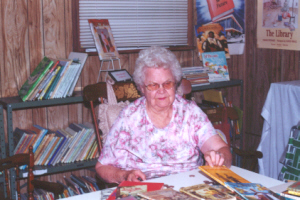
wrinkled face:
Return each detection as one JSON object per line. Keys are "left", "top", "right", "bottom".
{"left": 141, "top": 67, "right": 176, "bottom": 111}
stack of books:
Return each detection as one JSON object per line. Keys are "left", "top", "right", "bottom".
{"left": 13, "top": 122, "right": 99, "bottom": 166}
{"left": 182, "top": 66, "right": 210, "bottom": 87}
{"left": 18, "top": 52, "right": 88, "bottom": 102}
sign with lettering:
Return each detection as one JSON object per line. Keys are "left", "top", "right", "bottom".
{"left": 257, "top": 0, "right": 300, "bottom": 50}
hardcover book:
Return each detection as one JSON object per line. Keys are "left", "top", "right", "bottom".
{"left": 198, "top": 166, "right": 250, "bottom": 191}
{"left": 202, "top": 51, "right": 230, "bottom": 82}
{"left": 138, "top": 188, "right": 198, "bottom": 200}
{"left": 107, "top": 181, "right": 164, "bottom": 200}
{"left": 206, "top": 0, "right": 235, "bottom": 22}
{"left": 195, "top": 23, "right": 230, "bottom": 60}
{"left": 18, "top": 56, "right": 54, "bottom": 101}
{"left": 179, "top": 184, "right": 236, "bottom": 200}
{"left": 88, "top": 19, "right": 119, "bottom": 60}
{"left": 225, "top": 182, "right": 281, "bottom": 200}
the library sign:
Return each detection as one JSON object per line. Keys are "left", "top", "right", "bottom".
{"left": 257, "top": 0, "right": 300, "bottom": 50}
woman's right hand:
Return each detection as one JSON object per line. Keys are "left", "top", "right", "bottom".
{"left": 123, "top": 170, "right": 146, "bottom": 182}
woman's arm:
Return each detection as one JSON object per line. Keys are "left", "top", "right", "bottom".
{"left": 200, "top": 134, "right": 232, "bottom": 168}
{"left": 95, "top": 162, "right": 146, "bottom": 184}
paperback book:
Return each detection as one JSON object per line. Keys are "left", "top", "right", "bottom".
{"left": 88, "top": 19, "right": 119, "bottom": 60}
{"left": 225, "top": 182, "right": 281, "bottom": 200}
{"left": 138, "top": 188, "right": 198, "bottom": 200}
{"left": 202, "top": 51, "right": 230, "bottom": 82}
{"left": 198, "top": 165, "right": 250, "bottom": 191}
{"left": 179, "top": 184, "right": 236, "bottom": 200}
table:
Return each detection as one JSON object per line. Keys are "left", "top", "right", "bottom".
{"left": 257, "top": 80, "right": 300, "bottom": 179}
{"left": 59, "top": 166, "right": 284, "bottom": 200}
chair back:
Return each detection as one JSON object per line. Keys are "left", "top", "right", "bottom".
{"left": 83, "top": 81, "right": 140, "bottom": 153}
{"left": 0, "top": 146, "right": 34, "bottom": 200}
{"left": 0, "top": 146, "right": 64, "bottom": 200}
{"left": 202, "top": 106, "right": 262, "bottom": 172}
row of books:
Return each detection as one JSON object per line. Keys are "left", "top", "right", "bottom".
{"left": 19, "top": 174, "right": 100, "bottom": 200}
{"left": 13, "top": 122, "right": 99, "bottom": 167}
{"left": 18, "top": 52, "right": 88, "bottom": 102}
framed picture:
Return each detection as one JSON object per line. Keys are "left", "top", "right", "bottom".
{"left": 88, "top": 19, "right": 119, "bottom": 60}
{"left": 108, "top": 69, "right": 132, "bottom": 82}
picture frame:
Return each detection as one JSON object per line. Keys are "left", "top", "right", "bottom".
{"left": 108, "top": 69, "right": 132, "bottom": 82}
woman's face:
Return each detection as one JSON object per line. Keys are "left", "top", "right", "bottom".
{"left": 141, "top": 67, "right": 176, "bottom": 111}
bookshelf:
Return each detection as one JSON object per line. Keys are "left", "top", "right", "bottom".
{"left": 0, "top": 79, "right": 243, "bottom": 199}
{"left": 0, "top": 91, "right": 96, "bottom": 199}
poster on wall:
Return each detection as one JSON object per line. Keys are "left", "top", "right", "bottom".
{"left": 257, "top": 0, "right": 300, "bottom": 50}
{"left": 195, "top": 0, "right": 245, "bottom": 55}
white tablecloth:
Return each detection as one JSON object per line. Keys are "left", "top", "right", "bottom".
{"left": 257, "top": 80, "right": 300, "bottom": 179}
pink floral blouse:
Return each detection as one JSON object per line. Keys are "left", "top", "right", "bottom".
{"left": 98, "top": 94, "right": 216, "bottom": 179}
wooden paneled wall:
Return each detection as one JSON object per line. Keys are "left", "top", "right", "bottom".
{"left": 0, "top": 0, "right": 299, "bottom": 181}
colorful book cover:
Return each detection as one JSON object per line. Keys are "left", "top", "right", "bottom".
{"left": 138, "top": 188, "right": 198, "bottom": 200}
{"left": 88, "top": 19, "right": 119, "bottom": 60}
{"left": 18, "top": 56, "right": 54, "bottom": 101}
{"left": 199, "top": 166, "right": 250, "bottom": 190}
{"left": 206, "top": 0, "right": 235, "bottom": 22}
{"left": 107, "top": 181, "right": 164, "bottom": 200}
{"left": 195, "top": 23, "right": 230, "bottom": 61}
{"left": 225, "top": 182, "right": 281, "bottom": 200}
{"left": 179, "top": 184, "right": 236, "bottom": 200}
{"left": 27, "top": 60, "right": 59, "bottom": 101}
{"left": 38, "top": 66, "right": 61, "bottom": 100}
{"left": 47, "top": 130, "right": 67, "bottom": 166}
{"left": 202, "top": 51, "right": 230, "bottom": 82}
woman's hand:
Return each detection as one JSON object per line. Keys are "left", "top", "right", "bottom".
{"left": 204, "top": 150, "right": 225, "bottom": 167}
{"left": 201, "top": 135, "right": 232, "bottom": 168}
{"left": 123, "top": 170, "right": 146, "bottom": 182}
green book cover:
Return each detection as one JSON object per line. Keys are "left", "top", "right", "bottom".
{"left": 18, "top": 56, "right": 54, "bottom": 101}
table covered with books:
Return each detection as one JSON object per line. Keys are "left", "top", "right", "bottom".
{"left": 59, "top": 166, "right": 287, "bottom": 200}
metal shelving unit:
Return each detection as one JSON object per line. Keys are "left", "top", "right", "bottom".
{"left": 0, "top": 91, "right": 87, "bottom": 199}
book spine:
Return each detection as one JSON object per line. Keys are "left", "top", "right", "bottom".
{"left": 44, "top": 66, "right": 64, "bottom": 100}
{"left": 37, "top": 135, "right": 55, "bottom": 165}
{"left": 38, "top": 66, "right": 61, "bottom": 100}
{"left": 44, "top": 137, "right": 63, "bottom": 165}
{"left": 14, "top": 133, "right": 26, "bottom": 154}
{"left": 78, "top": 132, "right": 95, "bottom": 161}
{"left": 48, "top": 137, "right": 66, "bottom": 166}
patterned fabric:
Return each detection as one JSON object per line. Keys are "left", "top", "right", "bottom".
{"left": 98, "top": 94, "right": 217, "bottom": 179}
{"left": 278, "top": 125, "right": 300, "bottom": 181}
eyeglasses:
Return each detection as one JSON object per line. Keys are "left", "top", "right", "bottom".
{"left": 145, "top": 80, "right": 175, "bottom": 91}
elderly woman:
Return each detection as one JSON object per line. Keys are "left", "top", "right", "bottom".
{"left": 95, "top": 46, "right": 232, "bottom": 184}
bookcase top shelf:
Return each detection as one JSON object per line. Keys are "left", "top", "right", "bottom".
{"left": 191, "top": 79, "right": 243, "bottom": 92}
{"left": 0, "top": 91, "right": 83, "bottom": 110}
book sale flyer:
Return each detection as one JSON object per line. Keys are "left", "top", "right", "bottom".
{"left": 257, "top": 0, "right": 300, "bottom": 50}
{"left": 196, "top": 0, "right": 245, "bottom": 55}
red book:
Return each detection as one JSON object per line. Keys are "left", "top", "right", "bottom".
{"left": 207, "top": 0, "right": 235, "bottom": 22}
{"left": 107, "top": 181, "right": 164, "bottom": 200}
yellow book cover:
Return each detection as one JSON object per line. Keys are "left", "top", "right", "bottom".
{"left": 199, "top": 166, "right": 250, "bottom": 190}
{"left": 203, "top": 89, "right": 224, "bottom": 103}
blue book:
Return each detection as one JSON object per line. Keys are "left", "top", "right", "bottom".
{"left": 47, "top": 130, "right": 67, "bottom": 166}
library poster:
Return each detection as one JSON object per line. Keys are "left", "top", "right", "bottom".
{"left": 257, "top": 0, "right": 300, "bottom": 50}
{"left": 195, "top": 0, "right": 245, "bottom": 55}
